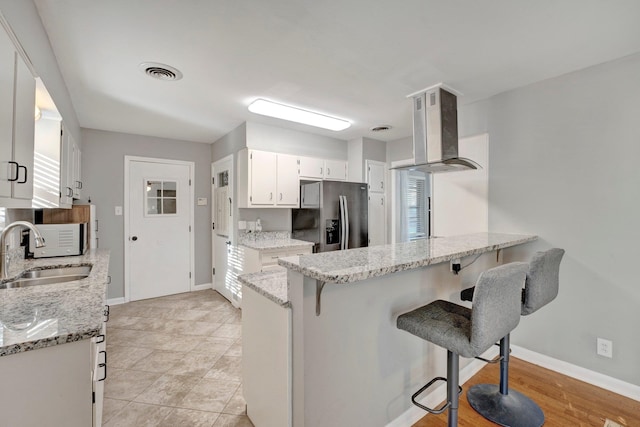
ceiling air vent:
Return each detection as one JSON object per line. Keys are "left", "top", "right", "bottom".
{"left": 370, "top": 125, "right": 392, "bottom": 132}
{"left": 139, "top": 62, "right": 183, "bottom": 81}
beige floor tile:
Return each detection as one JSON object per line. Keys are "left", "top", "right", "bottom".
{"left": 178, "top": 378, "right": 240, "bottom": 412}
{"left": 104, "top": 368, "right": 162, "bottom": 400}
{"left": 129, "top": 350, "right": 186, "bottom": 373}
{"left": 159, "top": 308, "right": 211, "bottom": 321}
{"left": 161, "top": 319, "right": 223, "bottom": 336}
{"left": 167, "top": 352, "right": 223, "bottom": 377}
{"left": 222, "top": 386, "right": 247, "bottom": 415}
{"left": 134, "top": 374, "right": 201, "bottom": 406}
{"left": 224, "top": 341, "right": 242, "bottom": 357}
{"left": 204, "top": 356, "right": 242, "bottom": 383}
{"left": 102, "top": 398, "right": 130, "bottom": 424}
{"left": 131, "top": 330, "right": 203, "bottom": 351}
{"left": 212, "top": 414, "right": 254, "bottom": 427}
{"left": 108, "top": 345, "right": 155, "bottom": 369}
{"left": 157, "top": 408, "right": 220, "bottom": 427}
{"left": 191, "top": 337, "right": 236, "bottom": 355}
{"left": 103, "top": 401, "right": 173, "bottom": 427}
{"left": 211, "top": 324, "right": 242, "bottom": 339}
{"left": 198, "top": 310, "right": 233, "bottom": 324}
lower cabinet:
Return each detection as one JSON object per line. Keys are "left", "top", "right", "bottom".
{"left": 0, "top": 337, "right": 105, "bottom": 427}
{"left": 243, "top": 246, "right": 313, "bottom": 273}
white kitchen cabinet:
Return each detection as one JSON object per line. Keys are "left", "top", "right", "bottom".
{"left": 323, "top": 159, "right": 347, "bottom": 181}
{"left": 238, "top": 149, "right": 299, "bottom": 208}
{"left": 0, "top": 340, "right": 94, "bottom": 427}
{"left": 243, "top": 245, "right": 312, "bottom": 273}
{"left": 366, "top": 160, "right": 386, "bottom": 193}
{"left": 73, "top": 140, "right": 82, "bottom": 198}
{"left": 299, "top": 156, "right": 324, "bottom": 179}
{"left": 368, "top": 192, "right": 386, "bottom": 246}
{"left": 91, "top": 323, "right": 107, "bottom": 427}
{"left": 59, "top": 126, "right": 82, "bottom": 207}
{"left": 0, "top": 21, "right": 36, "bottom": 207}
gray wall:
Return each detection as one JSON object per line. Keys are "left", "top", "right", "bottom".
{"left": 82, "top": 128, "right": 213, "bottom": 299}
{"left": 0, "top": 0, "right": 81, "bottom": 144}
{"left": 458, "top": 53, "right": 640, "bottom": 386}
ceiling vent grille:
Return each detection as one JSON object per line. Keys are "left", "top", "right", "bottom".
{"left": 370, "top": 125, "right": 392, "bottom": 132}
{"left": 139, "top": 62, "right": 183, "bottom": 81}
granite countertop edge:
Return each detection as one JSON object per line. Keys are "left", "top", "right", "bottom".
{"left": 0, "top": 249, "right": 110, "bottom": 357}
{"left": 238, "top": 268, "right": 290, "bottom": 308}
{"left": 240, "top": 238, "right": 314, "bottom": 251}
{"left": 278, "top": 233, "right": 538, "bottom": 284}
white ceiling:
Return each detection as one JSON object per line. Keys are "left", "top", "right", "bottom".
{"left": 34, "top": 0, "right": 640, "bottom": 144}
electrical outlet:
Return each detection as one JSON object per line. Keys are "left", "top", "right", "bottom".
{"left": 597, "top": 337, "right": 613, "bottom": 358}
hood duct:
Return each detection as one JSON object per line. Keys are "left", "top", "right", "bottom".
{"left": 393, "top": 85, "right": 481, "bottom": 173}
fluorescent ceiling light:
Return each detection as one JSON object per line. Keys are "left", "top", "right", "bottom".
{"left": 248, "top": 99, "right": 351, "bottom": 131}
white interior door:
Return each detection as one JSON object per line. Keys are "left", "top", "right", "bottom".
{"left": 212, "top": 155, "right": 238, "bottom": 305}
{"left": 127, "top": 158, "right": 193, "bottom": 301}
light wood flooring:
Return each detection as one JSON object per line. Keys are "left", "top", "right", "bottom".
{"left": 413, "top": 357, "right": 640, "bottom": 427}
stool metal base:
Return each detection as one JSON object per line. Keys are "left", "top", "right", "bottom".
{"left": 467, "top": 384, "right": 544, "bottom": 427}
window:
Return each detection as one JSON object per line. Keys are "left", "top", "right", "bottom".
{"left": 395, "top": 170, "right": 430, "bottom": 241}
{"left": 145, "top": 180, "right": 178, "bottom": 215}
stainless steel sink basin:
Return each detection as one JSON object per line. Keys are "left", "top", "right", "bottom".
{"left": 0, "top": 265, "right": 92, "bottom": 290}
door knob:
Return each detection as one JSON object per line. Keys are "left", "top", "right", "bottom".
{"left": 131, "top": 236, "right": 138, "bottom": 241}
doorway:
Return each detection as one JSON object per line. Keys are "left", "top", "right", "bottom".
{"left": 124, "top": 156, "right": 194, "bottom": 301}
{"left": 212, "top": 155, "right": 240, "bottom": 306}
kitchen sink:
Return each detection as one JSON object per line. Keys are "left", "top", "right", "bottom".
{"left": 0, "top": 265, "right": 92, "bottom": 290}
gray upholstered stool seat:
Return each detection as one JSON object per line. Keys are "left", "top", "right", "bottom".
{"left": 397, "top": 262, "right": 528, "bottom": 427}
{"left": 465, "top": 248, "right": 565, "bottom": 427}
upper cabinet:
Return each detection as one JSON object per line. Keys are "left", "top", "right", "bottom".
{"left": 237, "top": 149, "right": 299, "bottom": 208}
{"left": 299, "top": 156, "right": 347, "bottom": 181}
{"left": 59, "top": 125, "right": 81, "bottom": 208}
{"left": 0, "top": 22, "right": 36, "bottom": 207}
{"left": 366, "top": 160, "right": 386, "bottom": 193}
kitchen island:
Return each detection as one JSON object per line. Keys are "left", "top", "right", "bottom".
{"left": 0, "top": 249, "right": 110, "bottom": 427}
{"left": 241, "top": 232, "right": 536, "bottom": 426}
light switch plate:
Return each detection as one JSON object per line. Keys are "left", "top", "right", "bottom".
{"left": 197, "top": 197, "right": 208, "bottom": 206}
{"left": 115, "top": 206, "right": 122, "bottom": 216}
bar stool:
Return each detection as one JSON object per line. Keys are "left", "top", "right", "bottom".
{"left": 397, "top": 262, "right": 528, "bottom": 427}
{"left": 463, "top": 248, "right": 565, "bottom": 427}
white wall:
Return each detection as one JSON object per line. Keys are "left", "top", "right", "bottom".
{"left": 82, "top": 128, "right": 213, "bottom": 299}
{"left": 245, "top": 122, "right": 347, "bottom": 159}
{"left": 459, "top": 52, "right": 640, "bottom": 386}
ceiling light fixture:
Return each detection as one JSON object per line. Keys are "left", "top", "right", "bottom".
{"left": 248, "top": 99, "right": 351, "bottom": 131}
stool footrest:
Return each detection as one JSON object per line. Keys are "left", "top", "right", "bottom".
{"left": 411, "top": 376, "right": 463, "bottom": 415}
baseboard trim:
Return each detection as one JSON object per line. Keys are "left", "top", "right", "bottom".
{"left": 511, "top": 345, "right": 640, "bottom": 402}
{"left": 193, "top": 283, "right": 213, "bottom": 291}
{"left": 386, "top": 346, "right": 498, "bottom": 427}
{"left": 106, "top": 297, "right": 126, "bottom": 306}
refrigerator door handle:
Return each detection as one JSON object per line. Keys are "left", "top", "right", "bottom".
{"left": 343, "top": 196, "right": 349, "bottom": 250}
{"left": 339, "top": 195, "right": 346, "bottom": 250}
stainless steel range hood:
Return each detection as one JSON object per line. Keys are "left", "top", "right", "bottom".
{"left": 393, "top": 85, "right": 481, "bottom": 173}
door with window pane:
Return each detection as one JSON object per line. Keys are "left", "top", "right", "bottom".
{"left": 128, "top": 159, "right": 192, "bottom": 301}
{"left": 404, "top": 171, "right": 430, "bottom": 240}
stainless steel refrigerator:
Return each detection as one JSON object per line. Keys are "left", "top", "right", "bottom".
{"left": 291, "top": 180, "right": 368, "bottom": 252}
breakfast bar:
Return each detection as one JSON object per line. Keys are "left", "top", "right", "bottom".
{"left": 241, "top": 232, "right": 536, "bottom": 426}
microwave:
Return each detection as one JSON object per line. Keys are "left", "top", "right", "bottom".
{"left": 29, "top": 223, "right": 88, "bottom": 258}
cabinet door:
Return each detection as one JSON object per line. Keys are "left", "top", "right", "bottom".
{"left": 249, "top": 150, "right": 276, "bottom": 205}
{"left": 73, "top": 141, "right": 82, "bottom": 198}
{"left": 324, "top": 159, "right": 347, "bottom": 180}
{"left": 366, "top": 161, "right": 385, "bottom": 193}
{"left": 12, "top": 52, "right": 35, "bottom": 200}
{"left": 368, "top": 193, "right": 386, "bottom": 246}
{"left": 0, "top": 28, "right": 14, "bottom": 198}
{"left": 299, "top": 156, "right": 324, "bottom": 179}
{"left": 276, "top": 154, "right": 299, "bottom": 206}
{"left": 59, "top": 125, "right": 74, "bottom": 207}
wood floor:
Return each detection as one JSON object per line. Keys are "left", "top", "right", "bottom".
{"left": 413, "top": 357, "right": 640, "bottom": 427}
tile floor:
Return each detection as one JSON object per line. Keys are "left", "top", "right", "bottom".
{"left": 103, "top": 289, "right": 254, "bottom": 427}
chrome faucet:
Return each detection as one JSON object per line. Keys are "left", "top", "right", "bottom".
{"left": 0, "top": 221, "right": 46, "bottom": 279}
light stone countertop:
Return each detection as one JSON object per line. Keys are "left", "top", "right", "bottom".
{"left": 0, "top": 249, "right": 110, "bottom": 357}
{"left": 238, "top": 231, "right": 314, "bottom": 251}
{"left": 278, "top": 232, "right": 537, "bottom": 284}
{"left": 238, "top": 267, "right": 289, "bottom": 308}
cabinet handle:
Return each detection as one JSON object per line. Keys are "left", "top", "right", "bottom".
{"left": 270, "top": 192, "right": 273, "bottom": 200}
{"left": 107, "top": 275, "right": 111, "bottom": 284}
{"left": 98, "top": 350, "right": 107, "bottom": 381}
{"left": 96, "top": 334, "right": 105, "bottom": 344}
{"left": 320, "top": 167, "right": 323, "bottom": 175}
{"left": 381, "top": 198, "right": 384, "bottom": 205}
{"left": 66, "top": 187, "right": 73, "bottom": 197}
{"left": 280, "top": 193, "right": 283, "bottom": 201}
{"left": 381, "top": 181, "right": 384, "bottom": 190}
{"left": 327, "top": 168, "right": 330, "bottom": 175}
{"left": 75, "top": 180, "right": 82, "bottom": 189}
{"left": 103, "top": 305, "right": 110, "bottom": 322}
{"left": 7, "top": 161, "right": 19, "bottom": 181}
{"left": 17, "top": 165, "right": 27, "bottom": 184}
